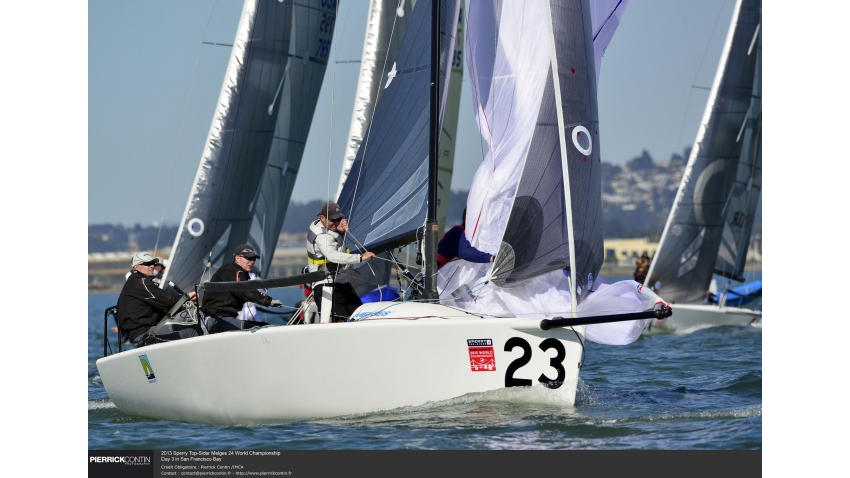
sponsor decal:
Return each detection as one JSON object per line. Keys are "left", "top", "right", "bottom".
{"left": 468, "top": 338, "right": 496, "bottom": 372}
{"left": 351, "top": 310, "right": 391, "bottom": 320}
{"left": 138, "top": 354, "right": 157, "bottom": 383}
{"left": 637, "top": 284, "right": 644, "bottom": 294}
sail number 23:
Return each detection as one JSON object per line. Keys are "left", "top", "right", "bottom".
{"left": 504, "top": 337, "right": 566, "bottom": 389}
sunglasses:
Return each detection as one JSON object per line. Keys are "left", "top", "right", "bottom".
{"left": 141, "top": 261, "right": 157, "bottom": 267}
{"left": 330, "top": 217, "right": 344, "bottom": 223}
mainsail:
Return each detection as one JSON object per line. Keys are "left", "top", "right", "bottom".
{"left": 645, "top": 0, "right": 761, "bottom": 303}
{"left": 336, "top": 0, "right": 461, "bottom": 253}
{"left": 165, "top": 0, "right": 336, "bottom": 288}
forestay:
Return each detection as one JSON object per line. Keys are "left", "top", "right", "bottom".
{"left": 645, "top": 0, "right": 761, "bottom": 302}
{"left": 165, "top": 0, "right": 336, "bottom": 289}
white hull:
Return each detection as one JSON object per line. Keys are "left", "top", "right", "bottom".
{"left": 96, "top": 303, "right": 585, "bottom": 425}
{"left": 646, "top": 303, "right": 761, "bottom": 333}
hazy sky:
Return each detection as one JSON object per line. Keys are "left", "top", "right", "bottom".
{"left": 89, "top": 0, "right": 737, "bottom": 225}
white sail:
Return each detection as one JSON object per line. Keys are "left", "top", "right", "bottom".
{"left": 436, "top": 4, "right": 465, "bottom": 235}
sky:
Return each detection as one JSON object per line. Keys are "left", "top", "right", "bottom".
{"left": 88, "top": 0, "right": 738, "bottom": 226}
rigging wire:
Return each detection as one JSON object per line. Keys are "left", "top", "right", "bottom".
{"left": 152, "top": 0, "right": 221, "bottom": 258}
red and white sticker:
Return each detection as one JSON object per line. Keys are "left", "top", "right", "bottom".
{"left": 468, "top": 346, "right": 496, "bottom": 372}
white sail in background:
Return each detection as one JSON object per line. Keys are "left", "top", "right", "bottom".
{"left": 164, "top": 0, "right": 336, "bottom": 289}
{"left": 436, "top": 4, "right": 465, "bottom": 235}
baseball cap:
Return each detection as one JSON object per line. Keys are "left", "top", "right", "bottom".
{"left": 132, "top": 252, "right": 161, "bottom": 267}
{"left": 234, "top": 244, "right": 260, "bottom": 259}
{"left": 318, "top": 201, "right": 345, "bottom": 220}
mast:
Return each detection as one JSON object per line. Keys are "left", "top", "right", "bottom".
{"left": 424, "top": 0, "right": 441, "bottom": 300}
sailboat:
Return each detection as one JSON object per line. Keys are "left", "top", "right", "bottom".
{"left": 644, "top": 0, "right": 762, "bottom": 332}
{"left": 162, "top": 0, "right": 337, "bottom": 291}
{"left": 96, "top": 0, "right": 670, "bottom": 426}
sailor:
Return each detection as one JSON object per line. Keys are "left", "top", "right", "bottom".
{"left": 634, "top": 252, "right": 650, "bottom": 284}
{"left": 117, "top": 252, "right": 199, "bottom": 347}
{"left": 201, "top": 244, "right": 283, "bottom": 333}
{"left": 235, "top": 270, "right": 266, "bottom": 323}
{"left": 307, "top": 201, "right": 375, "bottom": 322}
{"left": 437, "top": 207, "right": 494, "bottom": 269}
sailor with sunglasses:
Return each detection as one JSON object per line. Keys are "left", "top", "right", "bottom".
{"left": 117, "top": 252, "right": 199, "bottom": 347}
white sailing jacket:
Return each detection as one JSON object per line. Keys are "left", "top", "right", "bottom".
{"left": 306, "top": 219, "right": 362, "bottom": 285}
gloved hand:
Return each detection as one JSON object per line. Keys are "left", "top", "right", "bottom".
{"left": 269, "top": 299, "right": 284, "bottom": 308}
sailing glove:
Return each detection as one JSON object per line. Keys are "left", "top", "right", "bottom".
{"left": 269, "top": 299, "right": 284, "bottom": 308}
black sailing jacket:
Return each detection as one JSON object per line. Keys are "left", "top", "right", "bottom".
{"left": 201, "top": 262, "right": 272, "bottom": 318}
{"left": 117, "top": 270, "right": 182, "bottom": 341}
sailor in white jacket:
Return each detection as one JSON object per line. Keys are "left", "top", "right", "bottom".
{"left": 307, "top": 201, "right": 375, "bottom": 322}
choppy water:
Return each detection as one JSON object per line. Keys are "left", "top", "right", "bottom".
{"left": 88, "top": 280, "right": 761, "bottom": 450}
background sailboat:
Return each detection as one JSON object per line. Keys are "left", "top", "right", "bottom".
{"left": 163, "top": 0, "right": 336, "bottom": 291}
{"left": 644, "top": 0, "right": 761, "bottom": 332}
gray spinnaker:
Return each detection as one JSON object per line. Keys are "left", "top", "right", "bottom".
{"left": 336, "top": 0, "right": 461, "bottom": 254}
{"left": 165, "top": 0, "right": 335, "bottom": 289}
{"left": 489, "top": 0, "right": 603, "bottom": 305}
{"left": 645, "top": 0, "right": 761, "bottom": 303}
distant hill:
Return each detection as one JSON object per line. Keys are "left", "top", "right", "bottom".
{"left": 89, "top": 152, "right": 761, "bottom": 252}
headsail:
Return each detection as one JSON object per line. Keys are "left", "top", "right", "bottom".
{"left": 645, "top": 0, "right": 761, "bottom": 302}
{"left": 165, "top": 0, "right": 335, "bottom": 288}
{"left": 468, "top": 0, "right": 603, "bottom": 307}
{"left": 336, "top": 0, "right": 461, "bottom": 254}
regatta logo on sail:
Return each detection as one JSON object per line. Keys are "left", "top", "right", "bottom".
{"left": 468, "top": 339, "right": 496, "bottom": 372}
{"left": 138, "top": 355, "right": 156, "bottom": 383}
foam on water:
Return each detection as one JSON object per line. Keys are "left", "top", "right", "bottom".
{"left": 88, "top": 399, "right": 116, "bottom": 411}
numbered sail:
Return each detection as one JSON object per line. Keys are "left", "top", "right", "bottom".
{"left": 645, "top": 0, "right": 761, "bottom": 303}
{"left": 336, "top": 0, "right": 461, "bottom": 253}
{"left": 715, "top": 25, "right": 761, "bottom": 281}
{"left": 165, "top": 0, "right": 334, "bottom": 288}
{"left": 436, "top": 5, "right": 465, "bottom": 235}
{"left": 249, "top": 0, "right": 338, "bottom": 277}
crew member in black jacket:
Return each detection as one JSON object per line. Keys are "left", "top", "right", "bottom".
{"left": 117, "top": 252, "right": 199, "bottom": 346}
{"left": 202, "top": 244, "right": 283, "bottom": 333}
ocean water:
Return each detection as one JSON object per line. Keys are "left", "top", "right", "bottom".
{"left": 87, "top": 276, "right": 761, "bottom": 450}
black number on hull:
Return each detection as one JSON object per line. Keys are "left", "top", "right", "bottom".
{"left": 504, "top": 337, "right": 532, "bottom": 387}
{"left": 504, "top": 337, "right": 568, "bottom": 389}
{"left": 538, "top": 338, "right": 566, "bottom": 389}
